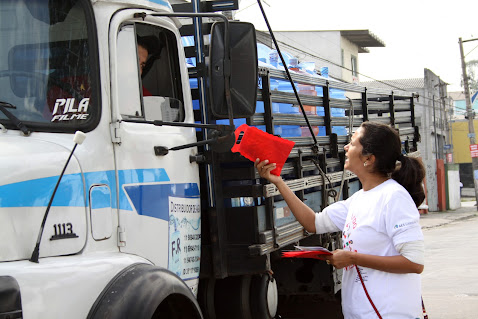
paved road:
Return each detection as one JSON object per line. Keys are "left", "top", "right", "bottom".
{"left": 421, "top": 205, "right": 478, "bottom": 319}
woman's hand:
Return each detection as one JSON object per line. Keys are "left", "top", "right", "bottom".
{"left": 325, "top": 250, "right": 355, "bottom": 269}
{"left": 254, "top": 159, "right": 283, "bottom": 185}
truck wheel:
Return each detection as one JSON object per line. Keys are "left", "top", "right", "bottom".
{"left": 87, "top": 263, "right": 202, "bottom": 319}
{"left": 198, "top": 278, "right": 216, "bottom": 319}
{"left": 250, "top": 274, "right": 278, "bottom": 319}
{"left": 214, "top": 275, "right": 252, "bottom": 319}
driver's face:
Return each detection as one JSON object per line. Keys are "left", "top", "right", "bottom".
{"left": 138, "top": 45, "right": 148, "bottom": 75}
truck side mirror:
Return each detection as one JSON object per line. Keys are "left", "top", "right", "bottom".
{"left": 209, "top": 21, "right": 258, "bottom": 119}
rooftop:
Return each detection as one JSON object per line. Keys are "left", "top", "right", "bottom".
{"left": 265, "top": 29, "right": 386, "bottom": 53}
{"left": 448, "top": 91, "right": 466, "bottom": 100}
{"left": 360, "top": 78, "right": 425, "bottom": 90}
{"left": 340, "top": 30, "right": 386, "bottom": 53}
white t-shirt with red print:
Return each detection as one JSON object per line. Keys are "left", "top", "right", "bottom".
{"left": 323, "top": 179, "right": 423, "bottom": 319}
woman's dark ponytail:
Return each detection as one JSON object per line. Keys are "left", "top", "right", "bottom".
{"left": 359, "top": 122, "right": 426, "bottom": 207}
{"left": 391, "top": 155, "right": 426, "bottom": 207}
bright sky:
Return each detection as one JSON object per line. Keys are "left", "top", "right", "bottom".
{"left": 234, "top": 0, "right": 478, "bottom": 92}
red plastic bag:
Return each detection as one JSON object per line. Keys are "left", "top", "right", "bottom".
{"left": 231, "top": 124, "right": 295, "bottom": 176}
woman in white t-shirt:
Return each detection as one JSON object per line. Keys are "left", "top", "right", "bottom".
{"left": 255, "top": 121, "right": 426, "bottom": 319}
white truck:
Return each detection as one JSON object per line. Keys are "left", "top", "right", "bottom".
{"left": 0, "top": 0, "right": 420, "bottom": 318}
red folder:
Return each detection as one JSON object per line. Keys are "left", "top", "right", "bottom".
{"left": 231, "top": 124, "right": 295, "bottom": 176}
{"left": 282, "top": 250, "right": 331, "bottom": 260}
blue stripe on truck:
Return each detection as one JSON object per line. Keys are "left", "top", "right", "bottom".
{"left": 124, "top": 183, "right": 200, "bottom": 221}
{"left": 0, "top": 168, "right": 170, "bottom": 209}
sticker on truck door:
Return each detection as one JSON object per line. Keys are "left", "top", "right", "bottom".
{"left": 168, "top": 197, "right": 201, "bottom": 280}
{"left": 51, "top": 98, "right": 90, "bottom": 122}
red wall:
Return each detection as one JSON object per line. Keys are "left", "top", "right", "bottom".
{"left": 436, "top": 159, "right": 446, "bottom": 211}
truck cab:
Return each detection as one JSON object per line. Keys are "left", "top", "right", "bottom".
{"left": 1, "top": 0, "right": 206, "bottom": 317}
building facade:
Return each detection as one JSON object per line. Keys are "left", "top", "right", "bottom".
{"left": 255, "top": 29, "right": 385, "bottom": 83}
{"left": 449, "top": 91, "right": 478, "bottom": 119}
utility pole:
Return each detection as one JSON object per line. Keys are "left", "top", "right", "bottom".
{"left": 438, "top": 78, "right": 444, "bottom": 160}
{"left": 459, "top": 37, "right": 478, "bottom": 209}
{"left": 432, "top": 95, "right": 439, "bottom": 160}
{"left": 438, "top": 78, "right": 449, "bottom": 161}
{"left": 443, "top": 93, "right": 453, "bottom": 163}
{"left": 432, "top": 78, "right": 446, "bottom": 160}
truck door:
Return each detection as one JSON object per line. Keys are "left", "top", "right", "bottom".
{"left": 109, "top": 11, "right": 201, "bottom": 293}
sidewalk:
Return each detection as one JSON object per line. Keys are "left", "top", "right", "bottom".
{"left": 420, "top": 198, "right": 478, "bottom": 229}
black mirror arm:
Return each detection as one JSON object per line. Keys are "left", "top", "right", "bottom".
{"left": 152, "top": 120, "right": 234, "bottom": 132}
{"left": 154, "top": 132, "right": 233, "bottom": 156}
{"left": 170, "top": 135, "right": 219, "bottom": 151}
{"left": 123, "top": 119, "right": 235, "bottom": 131}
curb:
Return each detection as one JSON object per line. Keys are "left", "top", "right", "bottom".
{"left": 420, "top": 200, "right": 478, "bottom": 229}
{"left": 421, "top": 213, "right": 478, "bottom": 229}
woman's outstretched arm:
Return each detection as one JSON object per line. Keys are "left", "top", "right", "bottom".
{"left": 255, "top": 159, "right": 317, "bottom": 233}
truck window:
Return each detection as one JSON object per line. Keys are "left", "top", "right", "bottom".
{"left": 0, "top": 0, "right": 100, "bottom": 132}
{"left": 116, "top": 23, "right": 185, "bottom": 122}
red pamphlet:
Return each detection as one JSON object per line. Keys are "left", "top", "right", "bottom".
{"left": 231, "top": 124, "right": 295, "bottom": 176}
{"left": 282, "top": 246, "right": 332, "bottom": 260}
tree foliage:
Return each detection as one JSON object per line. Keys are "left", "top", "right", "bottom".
{"left": 466, "top": 60, "right": 478, "bottom": 93}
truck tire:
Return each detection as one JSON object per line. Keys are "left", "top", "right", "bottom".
{"left": 197, "top": 278, "right": 216, "bottom": 319}
{"left": 87, "top": 263, "right": 203, "bottom": 319}
{"left": 214, "top": 275, "right": 252, "bottom": 319}
{"left": 250, "top": 274, "right": 278, "bottom": 319}
{"left": 0, "top": 276, "right": 22, "bottom": 318}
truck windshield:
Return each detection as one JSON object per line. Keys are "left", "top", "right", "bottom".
{"left": 0, "top": 0, "right": 99, "bottom": 132}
